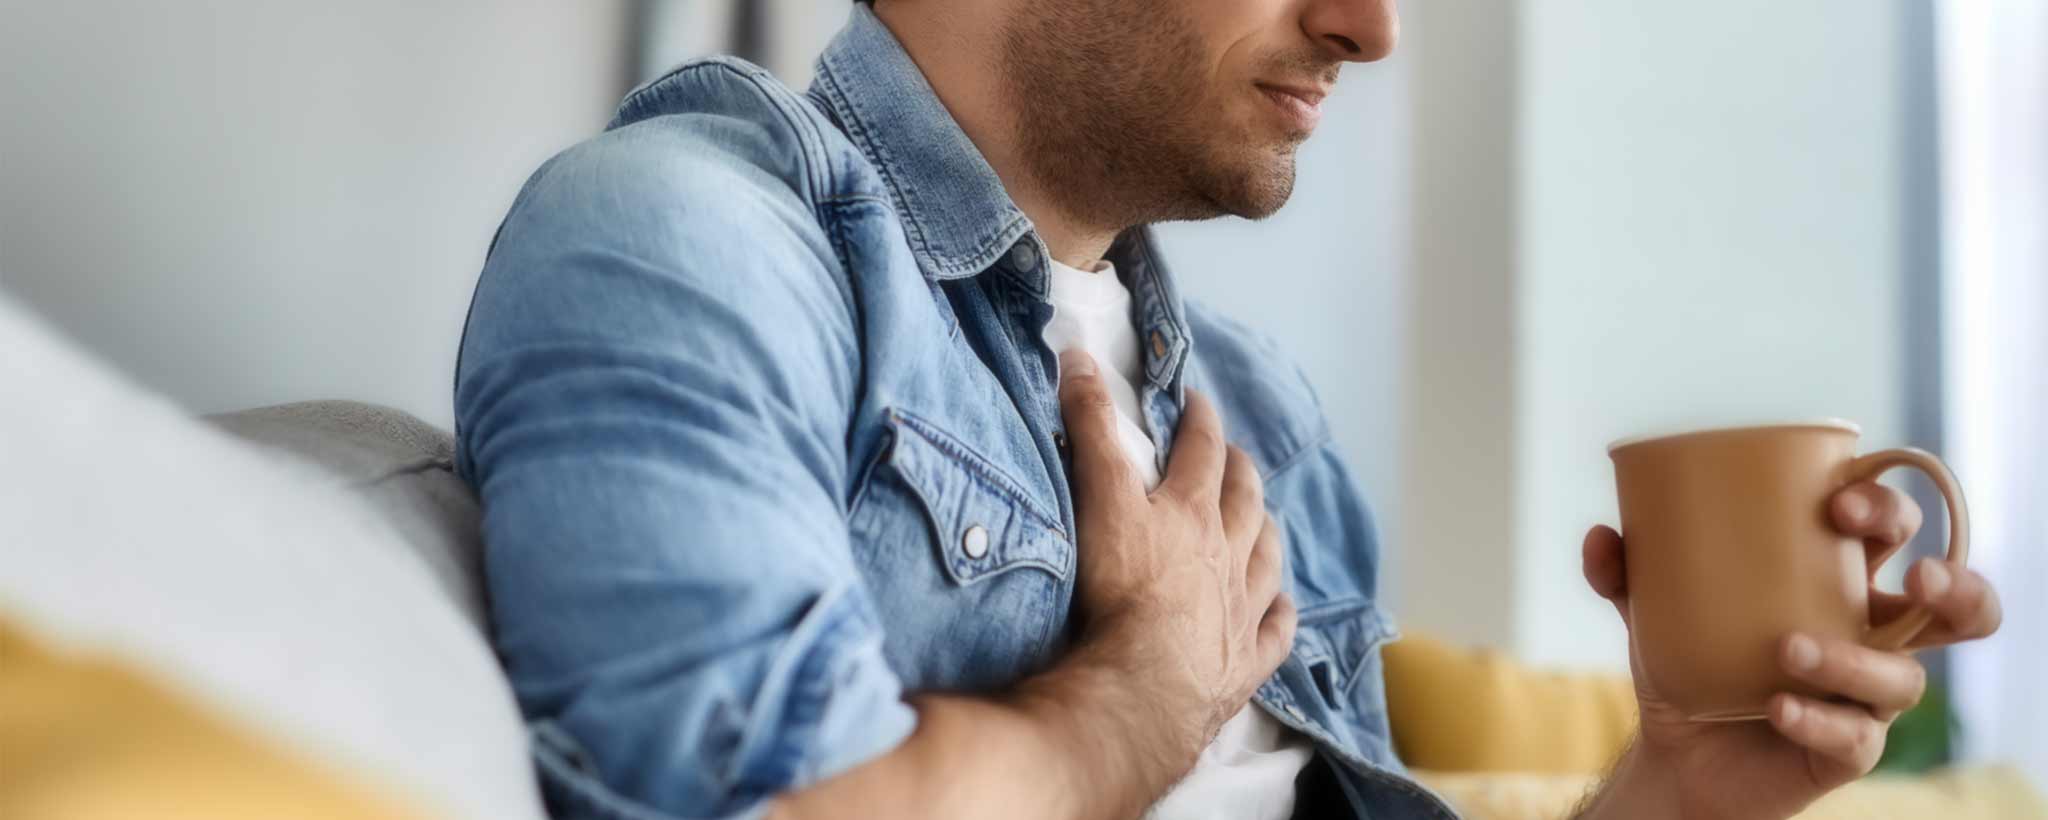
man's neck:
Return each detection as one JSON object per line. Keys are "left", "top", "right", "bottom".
{"left": 873, "top": 2, "right": 1119, "bottom": 269}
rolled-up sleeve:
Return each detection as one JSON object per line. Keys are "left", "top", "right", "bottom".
{"left": 454, "top": 112, "right": 914, "bottom": 818}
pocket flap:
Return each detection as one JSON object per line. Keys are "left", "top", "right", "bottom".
{"left": 1292, "top": 599, "right": 1398, "bottom": 700}
{"left": 884, "top": 409, "right": 1071, "bottom": 584}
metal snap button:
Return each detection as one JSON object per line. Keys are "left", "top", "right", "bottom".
{"left": 1007, "top": 243, "right": 1036, "bottom": 272}
{"left": 962, "top": 524, "right": 990, "bottom": 559}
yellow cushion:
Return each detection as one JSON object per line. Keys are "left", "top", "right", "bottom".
{"left": 1382, "top": 635, "right": 1638, "bottom": 773}
{"left": 1389, "top": 633, "right": 2048, "bottom": 818}
{"left": 0, "top": 615, "right": 425, "bottom": 820}
{"left": 1416, "top": 767, "right": 2048, "bottom": 820}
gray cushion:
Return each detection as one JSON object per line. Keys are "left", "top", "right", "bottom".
{"left": 207, "top": 400, "right": 488, "bottom": 632}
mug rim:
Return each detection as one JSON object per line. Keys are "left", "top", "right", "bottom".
{"left": 1606, "top": 418, "right": 1863, "bottom": 455}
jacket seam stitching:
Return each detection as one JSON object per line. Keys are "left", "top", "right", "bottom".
{"left": 643, "top": 60, "right": 832, "bottom": 211}
{"left": 1263, "top": 426, "right": 1333, "bottom": 483}
{"left": 813, "top": 60, "right": 939, "bottom": 265}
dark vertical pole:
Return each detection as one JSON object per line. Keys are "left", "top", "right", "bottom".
{"left": 1899, "top": 0, "right": 1950, "bottom": 764}
{"left": 627, "top": 0, "right": 659, "bottom": 95}
{"left": 733, "top": 0, "right": 769, "bottom": 67}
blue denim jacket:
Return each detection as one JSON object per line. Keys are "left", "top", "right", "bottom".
{"left": 455, "top": 6, "right": 1454, "bottom": 819}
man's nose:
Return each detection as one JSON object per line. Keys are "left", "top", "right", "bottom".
{"left": 1302, "top": 0, "right": 1400, "bottom": 63}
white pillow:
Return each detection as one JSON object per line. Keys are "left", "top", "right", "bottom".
{"left": 0, "top": 293, "right": 545, "bottom": 820}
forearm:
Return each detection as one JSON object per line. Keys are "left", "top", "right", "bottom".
{"left": 769, "top": 641, "right": 1195, "bottom": 820}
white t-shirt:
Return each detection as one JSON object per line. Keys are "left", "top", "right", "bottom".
{"left": 1041, "top": 257, "right": 1313, "bottom": 820}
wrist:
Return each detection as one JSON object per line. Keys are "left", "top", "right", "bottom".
{"left": 1010, "top": 637, "right": 1202, "bottom": 819}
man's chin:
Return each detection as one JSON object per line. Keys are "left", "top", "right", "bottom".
{"left": 1212, "top": 155, "right": 1297, "bottom": 221}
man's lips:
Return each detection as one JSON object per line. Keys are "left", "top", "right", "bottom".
{"left": 1255, "top": 82, "right": 1328, "bottom": 132}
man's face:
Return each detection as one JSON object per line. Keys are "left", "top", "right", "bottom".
{"left": 999, "top": 0, "right": 1398, "bottom": 225}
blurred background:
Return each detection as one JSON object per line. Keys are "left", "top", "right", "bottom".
{"left": 1, "top": 0, "right": 2040, "bottom": 792}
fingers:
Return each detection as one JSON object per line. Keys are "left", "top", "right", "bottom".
{"left": 1831, "top": 482, "right": 1924, "bottom": 555}
{"left": 1779, "top": 633, "right": 1927, "bottom": 718}
{"left": 1255, "top": 592, "right": 1298, "bottom": 672}
{"left": 1902, "top": 559, "right": 2003, "bottom": 646}
{"left": 1768, "top": 694, "right": 1887, "bottom": 778}
{"left": 1220, "top": 445, "right": 1264, "bottom": 544}
{"left": 1058, "top": 351, "right": 1142, "bottom": 501}
{"left": 1245, "top": 514, "right": 1283, "bottom": 609}
{"left": 1158, "top": 390, "right": 1226, "bottom": 505}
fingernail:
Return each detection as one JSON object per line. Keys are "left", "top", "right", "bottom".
{"left": 1919, "top": 560, "right": 1952, "bottom": 599}
{"left": 1785, "top": 633, "right": 1821, "bottom": 673}
{"left": 1778, "top": 695, "right": 1803, "bottom": 725}
{"left": 1838, "top": 492, "right": 1871, "bottom": 524}
{"left": 1060, "top": 350, "right": 1096, "bottom": 377}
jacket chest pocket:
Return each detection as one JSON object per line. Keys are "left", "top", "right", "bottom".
{"left": 847, "top": 408, "right": 1073, "bottom": 691}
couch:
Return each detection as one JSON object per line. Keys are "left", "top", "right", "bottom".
{"left": 1, "top": 292, "right": 2040, "bottom": 819}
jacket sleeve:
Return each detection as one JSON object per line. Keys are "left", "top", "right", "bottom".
{"left": 454, "top": 99, "right": 913, "bottom": 818}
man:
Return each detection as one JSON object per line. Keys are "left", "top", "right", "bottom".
{"left": 453, "top": 0, "right": 2004, "bottom": 817}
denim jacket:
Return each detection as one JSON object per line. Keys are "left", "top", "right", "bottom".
{"left": 455, "top": 6, "right": 1454, "bottom": 819}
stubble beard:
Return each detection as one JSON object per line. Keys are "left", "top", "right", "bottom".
{"left": 996, "top": 0, "right": 1303, "bottom": 231}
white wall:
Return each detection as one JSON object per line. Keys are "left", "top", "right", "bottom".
{"left": 640, "top": 0, "right": 851, "bottom": 85}
{"left": 1396, "top": 0, "right": 1526, "bottom": 655}
{"left": 1515, "top": 0, "right": 1908, "bottom": 668}
{"left": 0, "top": 1, "right": 633, "bottom": 428}
{"left": 1396, "top": 0, "right": 1913, "bottom": 669}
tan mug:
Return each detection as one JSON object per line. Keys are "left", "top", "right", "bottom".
{"left": 1608, "top": 420, "right": 1969, "bottom": 721}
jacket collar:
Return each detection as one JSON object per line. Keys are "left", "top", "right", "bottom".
{"left": 805, "top": 5, "right": 1189, "bottom": 390}
{"left": 808, "top": 4, "right": 1043, "bottom": 292}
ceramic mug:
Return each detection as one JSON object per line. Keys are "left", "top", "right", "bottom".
{"left": 1608, "top": 420, "right": 1969, "bottom": 721}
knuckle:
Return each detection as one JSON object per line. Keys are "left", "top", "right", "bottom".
{"left": 1258, "top": 530, "right": 1283, "bottom": 567}
{"left": 1159, "top": 487, "right": 1202, "bottom": 517}
{"left": 1095, "top": 461, "right": 1139, "bottom": 493}
{"left": 1255, "top": 526, "right": 1281, "bottom": 558}
{"left": 1067, "top": 386, "right": 1113, "bottom": 411}
{"left": 1274, "top": 619, "right": 1298, "bottom": 650}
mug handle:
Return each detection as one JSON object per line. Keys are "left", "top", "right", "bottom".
{"left": 1847, "top": 447, "right": 1971, "bottom": 650}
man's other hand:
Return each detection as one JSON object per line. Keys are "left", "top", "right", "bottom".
{"left": 1576, "top": 481, "right": 2003, "bottom": 820}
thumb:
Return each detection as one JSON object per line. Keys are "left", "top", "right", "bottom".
{"left": 1058, "top": 350, "right": 1141, "bottom": 503}
{"left": 1582, "top": 525, "right": 1632, "bottom": 628}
